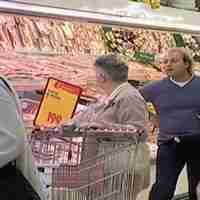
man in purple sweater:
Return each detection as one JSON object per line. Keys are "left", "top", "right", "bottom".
{"left": 140, "top": 48, "right": 200, "bottom": 200}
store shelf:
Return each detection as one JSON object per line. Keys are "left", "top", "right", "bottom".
{"left": 0, "top": 0, "right": 199, "bottom": 35}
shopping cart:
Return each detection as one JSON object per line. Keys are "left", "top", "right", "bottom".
{"left": 30, "top": 127, "right": 142, "bottom": 200}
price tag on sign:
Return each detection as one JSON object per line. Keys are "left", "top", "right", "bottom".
{"left": 34, "top": 78, "right": 82, "bottom": 127}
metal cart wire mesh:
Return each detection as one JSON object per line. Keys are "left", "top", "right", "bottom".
{"left": 30, "top": 128, "right": 142, "bottom": 200}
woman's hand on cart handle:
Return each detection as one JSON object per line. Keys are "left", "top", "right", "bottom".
{"left": 97, "top": 121, "right": 139, "bottom": 132}
{"left": 78, "top": 122, "right": 105, "bottom": 130}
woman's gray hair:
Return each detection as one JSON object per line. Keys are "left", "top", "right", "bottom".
{"left": 95, "top": 54, "right": 128, "bottom": 82}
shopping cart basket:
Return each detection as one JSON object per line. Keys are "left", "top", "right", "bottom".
{"left": 30, "top": 127, "right": 142, "bottom": 200}
{"left": 29, "top": 131, "right": 83, "bottom": 167}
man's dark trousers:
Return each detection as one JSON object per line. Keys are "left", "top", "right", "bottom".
{"left": 149, "top": 136, "right": 200, "bottom": 200}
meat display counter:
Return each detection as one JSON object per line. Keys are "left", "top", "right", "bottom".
{"left": 0, "top": 1, "right": 199, "bottom": 199}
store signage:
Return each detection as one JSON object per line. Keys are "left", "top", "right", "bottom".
{"left": 34, "top": 78, "right": 82, "bottom": 127}
{"left": 173, "top": 33, "right": 185, "bottom": 47}
{"left": 134, "top": 51, "right": 155, "bottom": 63}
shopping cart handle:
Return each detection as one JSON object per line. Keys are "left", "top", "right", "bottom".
{"left": 30, "top": 126, "right": 144, "bottom": 140}
{"left": 61, "top": 127, "right": 142, "bottom": 139}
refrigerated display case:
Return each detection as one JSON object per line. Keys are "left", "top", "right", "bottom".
{"left": 0, "top": 1, "right": 199, "bottom": 199}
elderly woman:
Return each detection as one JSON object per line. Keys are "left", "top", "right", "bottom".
{"left": 63, "top": 54, "right": 150, "bottom": 200}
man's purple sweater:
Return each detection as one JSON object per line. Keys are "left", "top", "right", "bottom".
{"left": 140, "top": 75, "right": 200, "bottom": 142}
